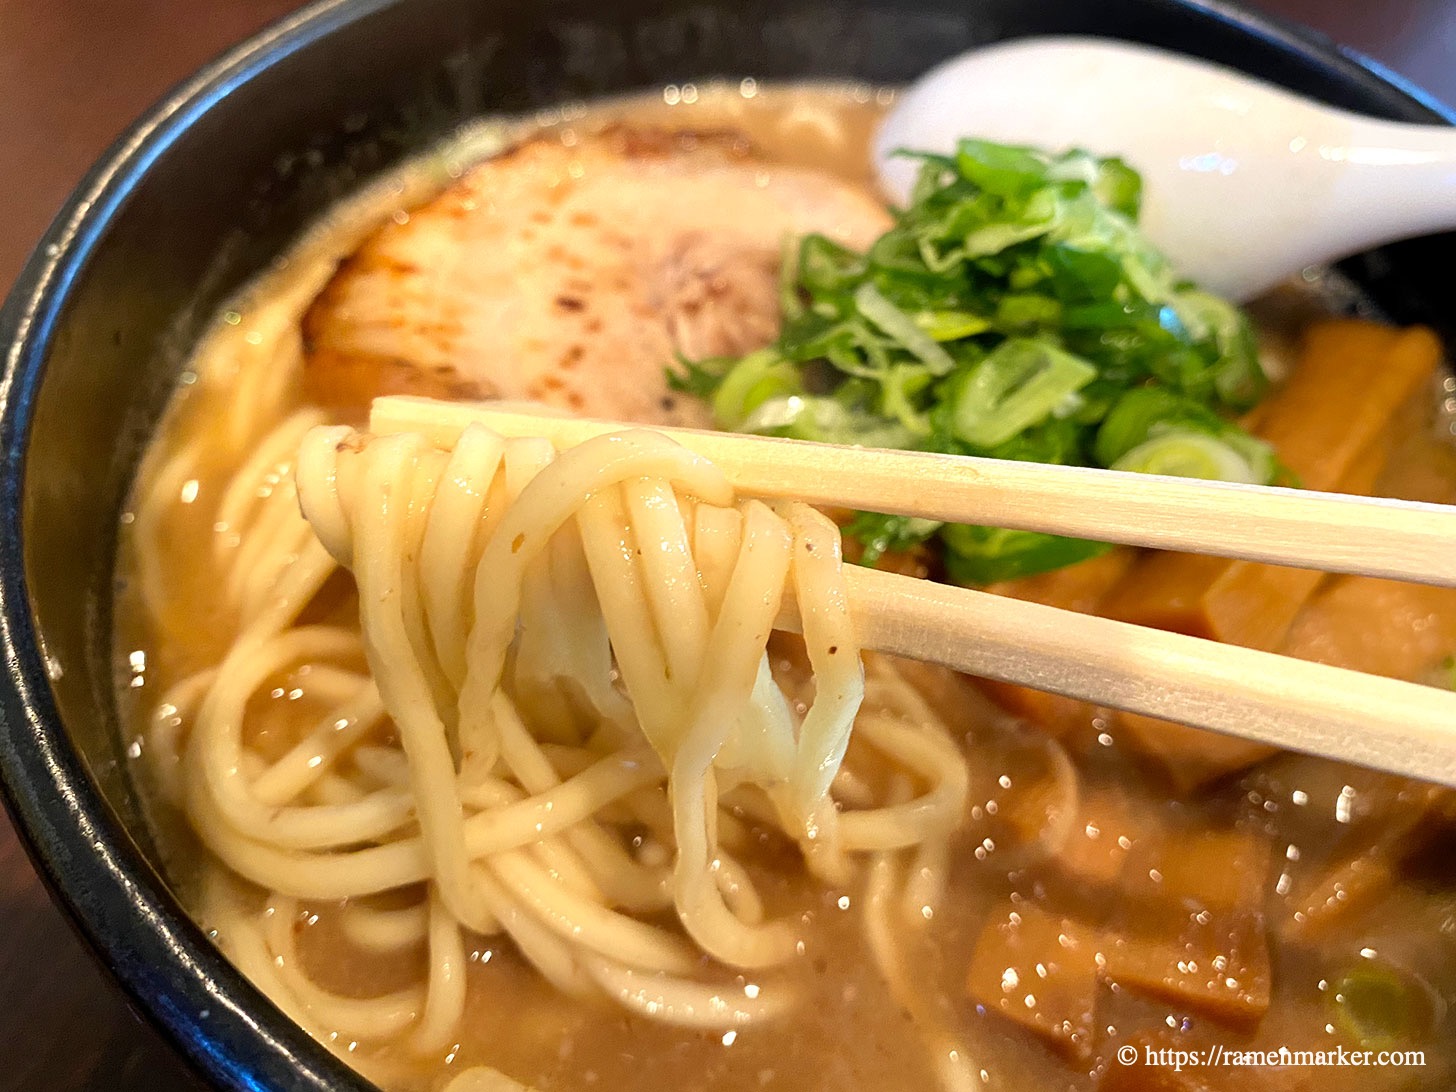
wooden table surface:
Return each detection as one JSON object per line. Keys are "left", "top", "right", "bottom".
{"left": 1, "top": 1, "right": 1453, "bottom": 1088}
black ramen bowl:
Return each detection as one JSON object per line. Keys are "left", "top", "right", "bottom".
{"left": 1, "top": 0, "right": 1453, "bottom": 1088}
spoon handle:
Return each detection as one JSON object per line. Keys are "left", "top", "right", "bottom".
{"left": 1333, "top": 116, "right": 1456, "bottom": 245}
{"left": 1140, "top": 111, "right": 1456, "bottom": 297}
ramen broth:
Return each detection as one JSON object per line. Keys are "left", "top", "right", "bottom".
{"left": 115, "top": 83, "right": 1456, "bottom": 1091}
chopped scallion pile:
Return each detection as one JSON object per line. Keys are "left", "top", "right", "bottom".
{"left": 671, "top": 138, "right": 1282, "bottom": 583}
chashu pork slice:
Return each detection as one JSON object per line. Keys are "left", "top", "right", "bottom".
{"left": 303, "top": 126, "right": 892, "bottom": 426}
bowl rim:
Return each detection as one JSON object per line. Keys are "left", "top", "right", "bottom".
{"left": 0, "top": 5, "right": 400, "bottom": 1087}
{"left": 0, "top": 1, "right": 1452, "bottom": 1089}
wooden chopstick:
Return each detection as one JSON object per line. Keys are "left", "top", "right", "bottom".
{"left": 371, "top": 396, "right": 1456, "bottom": 588}
{"left": 804, "top": 566, "right": 1456, "bottom": 789}
{"left": 366, "top": 395, "right": 1456, "bottom": 788}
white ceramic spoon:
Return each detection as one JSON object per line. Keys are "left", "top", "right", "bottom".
{"left": 875, "top": 37, "right": 1456, "bottom": 300}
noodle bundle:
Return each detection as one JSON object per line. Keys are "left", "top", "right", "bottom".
{"left": 148, "top": 412, "right": 970, "bottom": 1054}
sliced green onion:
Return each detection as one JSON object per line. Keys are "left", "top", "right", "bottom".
{"left": 1095, "top": 388, "right": 1281, "bottom": 484}
{"left": 915, "top": 236, "right": 966, "bottom": 275}
{"left": 941, "top": 524, "right": 1110, "bottom": 585}
{"left": 847, "top": 512, "right": 944, "bottom": 565}
{"left": 1095, "top": 387, "right": 1207, "bottom": 465}
{"left": 853, "top": 283, "right": 956, "bottom": 375}
{"left": 1047, "top": 151, "right": 1143, "bottom": 217}
{"left": 711, "top": 350, "right": 801, "bottom": 430}
{"left": 1220, "top": 430, "right": 1281, "bottom": 485}
{"left": 963, "top": 188, "right": 1060, "bottom": 258}
{"left": 995, "top": 294, "right": 1061, "bottom": 330}
{"left": 1330, "top": 963, "right": 1439, "bottom": 1049}
{"left": 796, "top": 234, "right": 866, "bottom": 294}
{"left": 952, "top": 339, "right": 1097, "bottom": 449}
{"left": 1110, "top": 431, "right": 1260, "bottom": 483}
{"left": 778, "top": 237, "right": 804, "bottom": 322}
{"left": 953, "top": 139, "right": 1049, "bottom": 196}
{"left": 880, "top": 363, "right": 933, "bottom": 437}
{"left": 739, "top": 395, "right": 915, "bottom": 449}
{"left": 914, "top": 310, "right": 991, "bottom": 341}
{"left": 1176, "top": 288, "right": 1267, "bottom": 407}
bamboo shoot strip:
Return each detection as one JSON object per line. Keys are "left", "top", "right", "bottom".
{"left": 815, "top": 566, "right": 1456, "bottom": 791}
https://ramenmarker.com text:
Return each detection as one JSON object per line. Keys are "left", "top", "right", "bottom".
{"left": 1116, "top": 1043, "right": 1426, "bottom": 1070}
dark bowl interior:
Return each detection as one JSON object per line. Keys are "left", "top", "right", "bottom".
{"left": 1, "top": 0, "right": 1453, "bottom": 1088}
